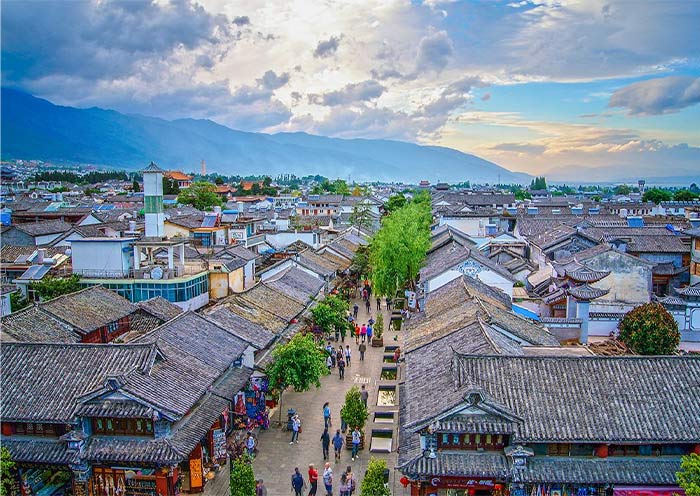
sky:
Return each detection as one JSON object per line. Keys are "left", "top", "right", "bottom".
{"left": 2, "top": 0, "right": 699, "bottom": 181}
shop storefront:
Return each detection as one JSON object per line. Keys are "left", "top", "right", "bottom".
{"left": 18, "top": 466, "right": 73, "bottom": 496}
{"left": 231, "top": 376, "right": 270, "bottom": 432}
{"left": 88, "top": 466, "right": 176, "bottom": 496}
{"left": 522, "top": 485, "right": 686, "bottom": 496}
{"left": 417, "top": 477, "right": 508, "bottom": 496}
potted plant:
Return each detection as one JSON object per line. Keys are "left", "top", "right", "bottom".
{"left": 341, "top": 386, "right": 368, "bottom": 450}
{"left": 371, "top": 312, "right": 384, "bottom": 347}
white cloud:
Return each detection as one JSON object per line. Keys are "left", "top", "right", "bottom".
{"left": 608, "top": 76, "right": 700, "bottom": 115}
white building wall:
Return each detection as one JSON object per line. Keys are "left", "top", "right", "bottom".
{"left": 174, "top": 291, "right": 209, "bottom": 311}
{"left": 71, "top": 240, "right": 133, "bottom": 276}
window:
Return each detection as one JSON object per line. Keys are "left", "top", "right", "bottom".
{"left": 570, "top": 444, "right": 594, "bottom": 456}
{"left": 12, "top": 422, "right": 62, "bottom": 437}
{"left": 547, "top": 444, "right": 570, "bottom": 456}
{"left": 610, "top": 445, "right": 639, "bottom": 456}
{"left": 92, "top": 417, "right": 154, "bottom": 436}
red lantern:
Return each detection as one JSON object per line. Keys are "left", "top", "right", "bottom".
{"left": 468, "top": 489, "right": 476, "bottom": 496}
{"left": 495, "top": 484, "right": 503, "bottom": 491}
{"left": 400, "top": 477, "right": 410, "bottom": 488}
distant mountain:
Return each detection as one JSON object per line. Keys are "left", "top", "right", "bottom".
{"left": 1, "top": 88, "right": 530, "bottom": 183}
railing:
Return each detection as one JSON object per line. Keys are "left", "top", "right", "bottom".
{"left": 245, "top": 234, "right": 266, "bottom": 247}
{"left": 73, "top": 264, "right": 207, "bottom": 280}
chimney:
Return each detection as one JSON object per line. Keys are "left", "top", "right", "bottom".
{"left": 128, "top": 220, "right": 137, "bottom": 232}
{"left": 37, "top": 248, "right": 45, "bottom": 264}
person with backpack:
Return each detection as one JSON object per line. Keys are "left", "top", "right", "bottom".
{"left": 291, "top": 468, "right": 305, "bottom": 496}
{"left": 338, "top": 356, "right": 345, "bottom": 379}
{"left": 345, "top": 467, "right": 356, "bottom": 495}
{"left": 332, "top": 429, "right": 344, "bottom": 462}
{"left": 339, "top": 472, "right": 350, "bottom": 496}
{"left": 320, "top": 428, "right": 330, "bottom": 461}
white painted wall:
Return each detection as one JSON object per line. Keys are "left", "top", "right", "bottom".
{"left": 244, "top": 260, "right": 255, "bottom": 288}
{"left": 442, "top": 217, "right": 490, "bottom": 237}
{"left": 1, "top": 293, "right": 12, "bottom": 317}
{"left": 174, "top": 291, "right": 209, "bottom": 311}
{"left": 34, "top": 233, "right": 63, "bottom": 246}
{"left": 71, "top": 240, "right": 133, "bottom": 276}
{"left": 426, "top": 267, "right": 513, "bottom": 299}
{"left": 266, "top": 231, "right": 319, "bottom": 249}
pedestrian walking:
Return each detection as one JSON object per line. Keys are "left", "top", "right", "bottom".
{"left": 290, "top": 414, "right": 301, "bottom": 444}
{"left": 323, "top": 463, "right": 333, "bottom": 496}
{"left": 354, "top": 324, "right": 360, "bottom": 345}
{"left": 339, "top": 472, "right": 350, "bottom": 496}
{"left": 360, "top": 385, "right": 368, "bottom": 408}
{"left": 292, "top": 468, "right": 306, "bottom": 496}
{"left": 256, "top": 480, "right": 267, "bottom": 496}
{"left": 385, "top": 297, "right": 392, "bottom": 311}
{"left": 345, "top": 345, "right": 351, "bottom": 366}
{"left": 366, "top": 283, "right": 372, "bottom": 299}
{"left": 376, "top": 297, "right": 381, "bottom": 311}
{"left": 364, "top": 298, "right": 370, "bottom": 313}
{"left": 358, "top": 342, "right": 366, "bottom": 361}
{"left": 308, "top": 464, "right": 319, "bottom": 496}
{"left": 320, "top": 428, "right": 330, "bottom": 460}
{"left": 326, "top": 354, "right": 333, "bottom": 372}
{"left": 345, "top": 467, "right": 356, "bottom": 495}
{"left": 323, "top": 402, "right": 332, "bottom": 429}
{"left": 360, "top": 324, "right": 367, "bottom": 343}
{"left": 351, "top": 427, "right": 361, "bottom": 461}
{"left": 336, "top": 348, "right": 344, "bottom": 365}
{"left": 332, "top": 429, "right": 344, "bottom": 462}
{"left": 362, "top": 288, "right": 368, "bottom": 301}
{"left": 338, "top": 357, "right": 345, "bottom": 379}
{"left": 394, "top": 347, "right": 401, "bottom": 363}
{"left": 245, "top": 432, "right": 256, "bottom": 457}
{"left": 353, "top": 303, "right": 359, "bottom": 319}
{"left": 366, "top": 324, "right": 373, "bottom": 342}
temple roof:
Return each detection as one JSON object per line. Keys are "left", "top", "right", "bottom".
{"left": 567, "top": 283, "right": 609, "bottom": 301}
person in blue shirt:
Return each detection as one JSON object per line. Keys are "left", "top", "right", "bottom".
{"left": 323, "top": 402, "right": 332, "bottom": 429}
{"left": 291, "top": 468, "right": 305, "bottom": 496}
{"left": 332, "top": 429, "right": 344, "bottom": 463}
{"left": 351, "top": 427, "right": 361, "bottom": 461}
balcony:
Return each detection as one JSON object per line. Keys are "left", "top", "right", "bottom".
{"left": 73, "top": 263, "right": 207, "bottom": 280}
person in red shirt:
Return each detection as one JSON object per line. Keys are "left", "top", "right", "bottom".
{"left": 308, "top": 464, "right": 319, "bottom": 496}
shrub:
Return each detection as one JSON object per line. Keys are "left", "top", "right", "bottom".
{"left": 617, "top": 302, "right": 680, "bottom": 355}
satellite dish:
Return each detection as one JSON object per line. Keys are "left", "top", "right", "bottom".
{"left": 150, "top": 267, "right": 163, "bottom": 280}
{"left": 64, "top": 248, "right": 72, "bottom": 256}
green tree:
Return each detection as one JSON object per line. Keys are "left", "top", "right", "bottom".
{"left": 370, "top": 200, "right": 431, "bottom": 297}
{"left": 642, "top": 188, "right": 672, "bottom": 204}
{"left": 373, "top": 312, "right": 384, "bottom": 340}
{"left": 674, "top": 189, "right": 698, "bottom": 201}
{"left": 341, "top": 385, "right": 369, "bottom": 432}
{"left": 384, "top": 194, "right": 406, "bottom": 214}
{"left": 617, "top": 302, "right": 680, "bottom": 355}
{"left": 360, "top": 458, "right": 390, "bottom": 496}
{"left": 678, "top": 453, "right": 700, "bottom": 496}
{"left": 30, "top": 275, "right": 82, "bottom": 301}
{"left": 332, "top": 179, "right": 350, "bottom": 195}
{"left": 163, "top": 177, "right": 180, "bottom": 195}
{"left": 9, "top": 291, "right": 29, "bottom": 313}
{"left": 0, "top": 447, "right": 15, "bottom": 496}
{"left": 351, "top": 185, "right": 362, "bottom": 196}
{"left": 311, "top": 295, "right": 349, "bottom": 336}
{"left": 230, "top": 456, "right": 255, "bottom": 496}
{"left": 614, "top": 184, "right": 631, "bottom": 195}
{"left": 514, "top": 189, "right": 532, "bottom": 201}
{"left": 266, "top": 333, "right": 329, "bottom": 423}
{"left": 350, "top": 246, "right": 370, "bottom": 277}
{"left": 214, "top": 176, "right": 225, "bottom": 185}
{"left": 132, "top": 180, "right": 141, "bottom": 192}
{"left": 350, "top": 202, "right": 373, "bottom": 231}
{"left": 177, "top": 181, "right": 222, "bottom": 210}
{"left": 530, "top": 176, "right": 547, "bottom": 190}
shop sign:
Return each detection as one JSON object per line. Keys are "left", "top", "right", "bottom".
{"left": 429, "top": 477, "right": 496, "bottom": 489}
{"left": 189, "top": 459, "right": 203, "bottom": 489}
{"left": 213, "top": 429, "right": 227, "bottom": 459}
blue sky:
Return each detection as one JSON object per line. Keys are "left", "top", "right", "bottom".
{"left": 2, "top": 0, "right": 699, "bottom": 181}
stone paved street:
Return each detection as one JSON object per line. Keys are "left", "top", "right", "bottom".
{"left": 199, "top": 294, "right": 403, "bottom": 495}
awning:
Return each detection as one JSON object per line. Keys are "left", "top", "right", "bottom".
{"left": 614, "top": 487, "right": 685, "bottom": 496}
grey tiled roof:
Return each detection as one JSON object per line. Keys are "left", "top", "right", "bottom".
{"left": 137, "top": 296, "right": 183, "bottom": 322}
{"left": 676, "top": 283, "right": 700, "bottom": 297}
{"left": 204, "top": 306, "right": 276, "bottom": 350}
{"left": 1, "top": 342, "right": 156, "bottom": 422}
{"left": 1, "top": 305, "right": 78, "bottom": 343}
{"left": 14, "top": 219, "right": 74, "bottom": 237}
{"left": 456, "top": 354, "right": 700, "bottom": 443}
{"left": 521, "top": 456, "right": 681, "bottom": 484}
{"left": 42, "top": 286, "right": 138, "bottom": 334}
{"left": 1, "top": 438, "right": 73, "bottom": 464}
{"left": 76, "top": 400, "right": 155, "bottom": 418}
{"left": 264, "top": 267, "right": 324, "bottom": 304}
{"left": 422, "top": 238, "right": 516, "bottom": 283}
{"left": 567, "top": 283, "right": 610, "bottom": 300}
{"left": 400, "top": 452, "right": 509, "bottom": 479}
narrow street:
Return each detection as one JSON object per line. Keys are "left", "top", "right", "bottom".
{"left": 245, "top": 295, "right": 401, "bottom": 495}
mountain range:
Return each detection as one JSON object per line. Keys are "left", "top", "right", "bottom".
{"left": 1, "top": 88, "right": 531, "bottom": 184}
